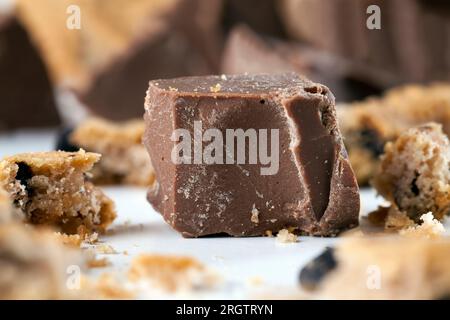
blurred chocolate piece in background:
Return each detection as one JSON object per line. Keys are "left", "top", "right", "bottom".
{"left": 0, "top": 8, "right": 59, "bottom": 130}
{"left": 279, "top": 0, "right": 450, "bottom": 87}
{"left": 222, "top": 0, "right": 285, "bottom": 37}
{"left": 16, "top": 0, "right": 223, "bottom": 122}
{"left": 222, "top": 25, "right": 382, "bottom": 102}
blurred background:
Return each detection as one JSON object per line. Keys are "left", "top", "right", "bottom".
{"left": 0, "top": 0, "right": 449, "bottom": 130}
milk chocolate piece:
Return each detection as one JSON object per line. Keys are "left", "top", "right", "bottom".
{"left": 0, "top": 12, "right": 59, "bottom": 130}
{"left": 279, "top": 0, "right": 450, "bottom": 86}
{"left": 144, "top": 73, "right": 359, "bottom": 237}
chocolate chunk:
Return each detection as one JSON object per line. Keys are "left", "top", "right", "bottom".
{"left": 279, "top": 0, "right": 450, "bottom": 86}
{"left": 15, "top": 162, "right": 33, "bottom": 191}
{"left": 221, "top": 25, "right": 382, "bottom": 103}
{"left": 17, "top": 0, "right": 223, "bottom": 121}
{"left": 55, "top": 128, "right": 79, "bottom": 152}
{"left": 0, "top": 12, "right": 59, "bottom": 130}
{"left": 299, "top": 247, "right": 337, "bottom": 291}
{"left": 144, "top": 73, "right": 360, "bottom": 237}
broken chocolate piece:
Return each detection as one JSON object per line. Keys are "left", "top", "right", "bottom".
{"left": 17, "top": 0, "right": 223, "bottom": 121}
{"left": 0, "top": 11, "right": 59, "bottom": 130}
{"left": 56, "top": 127, "right": 79, "bottom": 152}
{"left": 144, "top": 73, "right": 359, "bottom": 237}
{"left": 299, "top": 247, "right": 337, "bottom": 291}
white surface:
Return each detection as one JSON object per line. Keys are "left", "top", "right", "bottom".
{"left": 0, "top": 129, "right": 425, "bottom": 298}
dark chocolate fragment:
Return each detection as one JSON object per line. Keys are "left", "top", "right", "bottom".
{"left": 144, "top": 73, "right": 360, "bottom": 237}
{"left": 15, "top": 162, "right": 33, "bottom": 192}
{"left": 55, "top": 128, "right": 79, "bottom": 152}
{"left": 222, "top": 0, "right": 286, "bottom": 37}
{"left": 299, "top": 247, "right": 337, "bottom": 291}
{"left": 0, "top": 13, "right": 59, "bottom": 130}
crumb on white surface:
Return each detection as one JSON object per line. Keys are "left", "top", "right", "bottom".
{"left": 95, "top": 243, "right": 117, "bottom": 254}
{"left": 276, "top": 228, "right": 298, "bottom": 243}
{"left": 400, "top": 212, "right": 445, "bottom": 238}
{"left": 128, "top": 254, "right": 220, "bottom": 292}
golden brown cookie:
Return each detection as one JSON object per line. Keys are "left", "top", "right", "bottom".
{"left": 372, "top": 123, "right": 450, "bottom": 221}
{"left": 302, "top": 237, "right": 450, "bottom": 299}
{"left": 338, "top": 83, "right": 450, "bottom": 185}
{"left": 0, "top": 223, "right": 84, "bottom": 299}
{"left": 68, "top": 118, "right": 155, "bottom": 186}
{"left": 0, "top": 150, "right": 116, "bottom": 234}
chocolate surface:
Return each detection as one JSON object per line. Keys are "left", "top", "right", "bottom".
{"left": 0, "top": 14, "right": 59, "bottom": 130}
{"left": 144, "top": 73, "right": 359, "bottom": 237}
{"left": 279, "top": 0, "right": 450, "bottom": 85}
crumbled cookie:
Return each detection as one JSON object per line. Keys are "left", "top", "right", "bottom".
{"left": 95, "top": 243, "right": 117, "bottom": 255}
{"left": 399, "top": 212, "right": 446, "bottom": 239}
{"left": 128, "top": 254, "right": 219, "bottom": 292}
{"left": 0, "top": 223, "right": 84, "bottom": 299}
{"left": 87, "top": 257, "right": 110, "bottom": 269}
{"left": 54, "top": 232, "right": 83, "bottom": 247}
{"left": 302, "top": 237, "right": 450, "bottom": 299}
{"left": 367, "top": 205, "right": 415, "bottom": 231}
{"left": 338, "top": 84, "right": 450, "bottom": 185}
{"left": 372, "top": 123, "right": 450, "bottom": 221}
{"left": 0, "top": 186, "right": 13, "bottom": 224}
{"left": 81, "top": 273, "right": 135, "bottom": 299}
{"left": 0, "top": 150, "right": 116, "bottom": 234}
{"left": 59, "top": 118, "right": 155, "bottom": 186}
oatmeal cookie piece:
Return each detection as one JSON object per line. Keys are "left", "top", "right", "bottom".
{"left": 0, "top": 223, "right": 83, "bottom": 299}
{"left": 0, "top": 150, "right": 116, "bottom": 234}
{"left": 58, "top": 118, "right": 155, "bottom": 186}
{"left": 0, "top": 186, "right": 13, "bottom": 224}
{"left": 300, "top": 237, "right": 450, "bottom": 299}
{"left": 338, "top": 83, "right": 450, "bottom": 185}
{"left": 372, "top": 123, "right": 450, "bottom": 221}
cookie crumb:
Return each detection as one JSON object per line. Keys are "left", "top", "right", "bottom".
{"left": 400, "top": 212, "right": 445, "bottom": 239}
{"left": 276, "top": 228, "right": 298, "bottom": 243}
{"left": 95, "top": 243, "right": 117, "bottom": 254}
{"left": 250, "top": 204, "right": 259, "bottom": 224}
{"left": 210, "top": 83, "right": 221, "bottom": 93}
{"left": 128, "top": 254, "right": 219, "bottom": 292}
{"left": 87, "top": 257, "right": 111, "bottom": 269}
